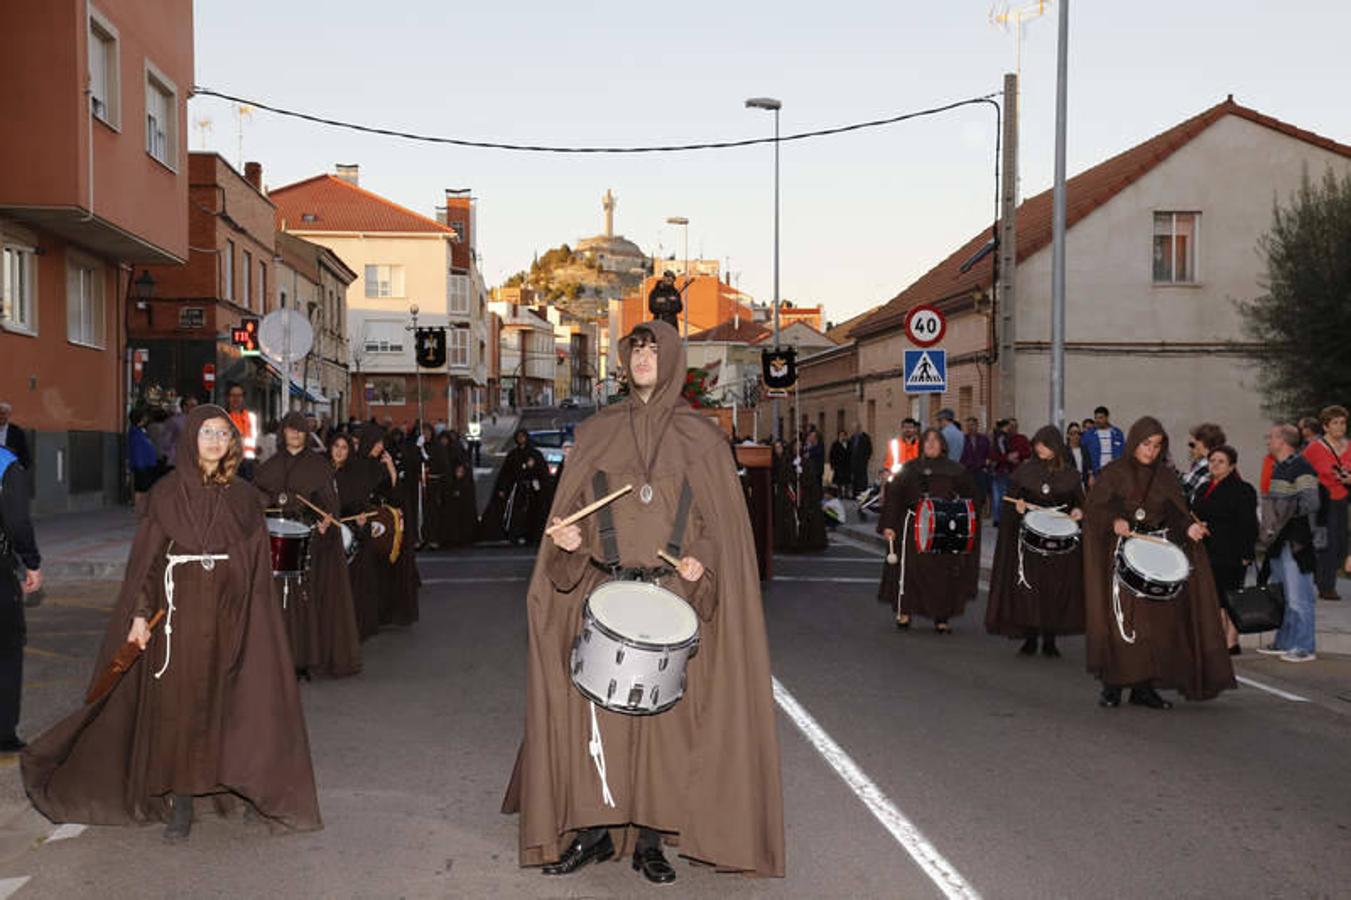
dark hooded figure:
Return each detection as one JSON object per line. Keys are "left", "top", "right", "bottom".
{"left": 986, "top": 425, "right": 1087, "bottom": 656}
{"left": 481, "top": 429, "right": 549, "bottom": 544}
{"left": 502, "top": 320, "right": 784, "bottom": 882}
{"left": 877, "top": 427, "right": 980, "bottom": 632}
{"left": 1082, "top": 416, "right": 1236, "bottom": 709}
{"left": 329, "top": 433, "right": 382, "bottom": 640}
{"left": 21, "top": 405, "right": 321, "bottom": 841}
{"left": 359, "top": 425, "right": 420, "bottom": 628}
{"left": 434, "top": 431, "right": 480, "bottom": 548}
{"left": 795, "top": 432, "right": 829, "bottom": 552}
{"left": 253, "top": 411, "right": 361, "bottom": 679}
{"left": 770, "top": 440, "right": 798, "bottom": 552}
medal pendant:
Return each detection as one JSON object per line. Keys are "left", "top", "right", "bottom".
{"left": 201, "top": 558, "right": 216, "bottom": 572}
{"left": 1134, "top": 508, "right": 1147, "bottom": 523}
{"left": 278, "top": 492, "right": 289, "bottom": 507}
{"left": 1041, "top": 483, "right": 1051, "bottom": 495}
{"left": 639, "top": 484, "right": 654, "bottom": 505}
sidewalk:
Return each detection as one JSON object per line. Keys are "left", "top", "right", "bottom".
{"left": 837, "top": 503, "right": 1351, "bottom": 656}
{"left": 31, "top": 505, "right": 137, "bottom": 583}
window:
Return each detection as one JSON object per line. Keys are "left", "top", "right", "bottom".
{"left": 448, "top": 273, "right": 469, "bottom": 314}
{"left": 224, "top": 240, "right": 234, "bottom": 300}
{"left": 144, "top": 62, "right": 178, "bottom": 168}
{"left": 88, "top": 9, "right": 120, "bottom": 127}
{"left": 449, "top": 328, "right": 470, "bottom": 367}
{"left": 66, "top": 258, "right": 105, "bottom": 348}
{"left": 363, "top": 339, "right": 405, "bottom": 354}
{"left": 364, "top": 265, "right": 405, "bottom": 298}
{"left": 366, "top": 377, "right": 407, "bottom": 406}
{"left": 2, "top": 244, "right": 37, "bottom": 334}
{"left": 958, "top": 385, "right": 973, "bottom": 421}
{"left": 1153, "top": 212, "right": 1199, "bottom": 284}
{"left": 242, "top": 250, "right": 252, "bottom": 309}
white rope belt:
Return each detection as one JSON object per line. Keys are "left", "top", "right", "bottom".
{"left": 587, "top": 701, "right": 616, "bottom": 808}
{"left": 154, "top": 551, "right": 229, "bottom": 679}
{"left": 896, "top": 509, "right": 913, "bottom": 615}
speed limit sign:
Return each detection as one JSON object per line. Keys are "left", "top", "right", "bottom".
{"left": 904, "top": 305, "right": 946, "bottom": 347}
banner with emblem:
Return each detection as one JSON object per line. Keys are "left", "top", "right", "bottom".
{"left": 761, "top": 347, "right": 797, "bottom": 392}
{"left": 415, "top": 327, "right": 447, "bottom": 368}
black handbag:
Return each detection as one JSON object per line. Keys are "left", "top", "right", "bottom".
{"left": 1221, "top": 562, "right": 1286, "bottom": 634}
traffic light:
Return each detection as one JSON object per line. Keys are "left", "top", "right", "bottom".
{"left": 231, "top": 317, "right": 260, "bottom": 356}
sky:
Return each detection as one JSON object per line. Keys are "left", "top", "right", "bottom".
{"left": 190, "top": 1, "right": 1351, "bottom": 326}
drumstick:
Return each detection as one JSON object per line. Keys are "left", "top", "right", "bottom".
{"left": 1001, "top": 496, "right": 1071, "bottom": 516}
{"left": 1127, "top": 531, "right": 1174, "bottom": 546}
{"left": 338, "top": 510, "right": 377, "bottom": 523}
{"left": 544, "top": 484, "right": 634, "bottom": 536}
{"left": 657, "top": 549, "right": 682, "bottom": 568}
{"left": 294, "top": 493, "right": 338, "bottom": 527}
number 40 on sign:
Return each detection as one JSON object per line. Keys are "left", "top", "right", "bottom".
{"left": 904, "top": 304, "right": 946, "bottom": 347}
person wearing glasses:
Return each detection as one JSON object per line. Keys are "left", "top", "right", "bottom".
{"left": 23, "top": 406, "right": 320, "bottom": 841}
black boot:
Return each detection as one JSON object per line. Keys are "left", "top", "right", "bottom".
{"left": 1018, "top": 633, "right": 1038, "bottom": 656}
{"left": 1098, "top": 685, "right": 1122, "bottom": 708}
{"left": 1129, "top": 685, "right": 1173, "bottom": 711}
{"left": 632, "top": 828, "right": 676, "bottom": 885}
{"left": 163, "top": 793, "right": 193, "bottom": 842}
{"left": 542, "top": 828, "right": 613, "bottom": 876}
{"left": 1041, "top": 634, "right": 1060, "bottom": 658}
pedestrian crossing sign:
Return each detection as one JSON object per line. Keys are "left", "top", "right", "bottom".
{"left": 903, "top": 349, "right": 947, "bottom": 394}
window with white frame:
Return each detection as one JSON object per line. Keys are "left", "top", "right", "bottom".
{"left": 144, "top": 62, "right": 178, "bottom": 168}
{"left": 448, "top": 273, "right": 470, "bottom": 314}
{"left": 449, "top": 328, "right": 469, "bottom": 367}
{"left": 224, "top": 240, "right": 234, "bottom": 300}
{"left": 362, "top": 322, "right": 405, "bottom": 354}
{"left": 66, "top": 258, "right": 105, "bottom": 348}
{"left": 88, "top": 9, "right": 120, "bottom": 127}
{"left": 364, "top": 264, "right": 405, "bottom": 298}
{"left": 2, "top": 244, "right": 37, "bottom": 334}
{"left": 242, "top": 250, "right": 252, "bottom": 309}
{"left": 1152, "top": 212, "right": 1199, "bottom": 284}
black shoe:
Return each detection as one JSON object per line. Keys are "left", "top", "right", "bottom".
{"left": 1129, "top": 687, "right": 1173, "bottom": 711}
{"left": 1041, "top": 637, "right": 1061, "bottom": 658}
{"left": 935, "top": 621, "right": 951, "bottom": 634}
{"left": 295, "top": 668, "right": 311, "bottom": 682}
{"left": 542, "top": 832, "right": 614, "bottom": 876}
{"left": 1098, "top": 686, "right": 1122, "bottom": 708}
{"left": 163, "top": 794, "right": 193, "bottom": 842}
{"left": 895, "top": 616, "right": 911, "bottom": 630}
{"left": 1228, "top": 644, "right": 1242, "bottom": 656}
{"left": 632, "top": 844, "right": 677, "bottom": 885}
{"left": 1018, "top": 636, "right": 1038, "bottom": 656}
{"left": 0, "top": 737, "right": 26, "bottom": 753}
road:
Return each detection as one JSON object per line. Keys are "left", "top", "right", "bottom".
{"left": 2, "top": 535, "right": 1350, "bottom": 897}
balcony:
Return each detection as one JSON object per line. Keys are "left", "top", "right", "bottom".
{"left": 0, "top": 205, "right": 184, "bottom": 265}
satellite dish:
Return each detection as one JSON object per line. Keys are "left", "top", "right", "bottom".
{"left": 259, "top": 309, "right": 313, "bottom": 362}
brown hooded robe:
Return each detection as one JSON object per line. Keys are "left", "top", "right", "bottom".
{"left": 502, "top": 320, "right": 785, "bottom": 877}
{"left": 877, "top": 437, "right": 981, "bottom": 622}
{"left": 332, "top": 428, "right": 388, "bottom": 641}
{"left": 21, "top": 406, "right": 321, "bottom": 831}
{"left": 1082, "top": 417, "right": 1236, "bottom": 699}
{"left": 254, "top": 413, "right": 361, "bottom": 677}
{"left": 986, "top": 426, "right": 1087, "bottom": 637}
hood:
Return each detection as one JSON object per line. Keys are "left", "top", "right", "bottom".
{"left": 176, "top": 404, "right": 238, "bottom": 474}
{"left": 1125, "top": 416, "right": 1170, "bottom": 467}
{"left": 357, "top": 423, "right": 386, "bottom": 454}
{"left": 619, "top": 319, "right": 686, "bottom": 410}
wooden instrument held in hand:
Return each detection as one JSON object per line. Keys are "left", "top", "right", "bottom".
{"left": 85, "top": 608, "right": 165, "bottom": 705}
{"left": 545, "top": 484, "right": 634, "bottom": 536}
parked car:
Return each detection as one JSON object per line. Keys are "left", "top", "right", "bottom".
{"left": 559, "top": 397, "right": 579, "bottom": 409}
{"left": 528, "top": 429, "right": 571, "bottom": 477}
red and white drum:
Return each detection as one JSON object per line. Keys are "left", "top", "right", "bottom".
{"left": 266, "top": 517, "right": 312, "bottom": 576}
{"left": 913, "top": 498, "right": 977, "bottom": 555}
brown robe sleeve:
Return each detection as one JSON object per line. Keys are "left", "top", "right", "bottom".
{"left": 680, "top": 502, "right": 720, "bottom": 622}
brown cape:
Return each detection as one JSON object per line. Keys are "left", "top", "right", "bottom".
{"left": 254, "top": 441, "right": 362, "bottom": 677}
{"left": 1082, "top": 417, "right": 1236, "bottom": 699}
{"left": 21, "top": 405, "right": 321, "bottom": 830}
{"left": 877, "top": 444, "right": 981, "bottom": 622}
{"left": 502, "top": 320, "right": 785, "bottom": 876}
{"left": 986, "top": 426, "right": 1087, "bottom": 637}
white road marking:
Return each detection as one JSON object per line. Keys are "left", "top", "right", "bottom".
{"left": 771, "top": 677, "right": 981, "bottom": 900}
{"left": 829, "top": 532, "right": 886, "bottom": 557}
{"left": 0, "top": 878, "right": 30, "bottom": 899}
{"left": 1236, "top": 675, "right": 1311, "bottom": 703}
{"left": 421, "top": 577, "right": 529, "bottom": 584}
{"left": 45, "top": 823, "right": 86, "bottom": 842}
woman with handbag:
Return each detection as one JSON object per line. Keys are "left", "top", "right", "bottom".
{"left": 1191, "top": 445, "right": 1258, "bottom": 655}
{"left": 1303, "top": 405, "right": 1351, "bottom": 601}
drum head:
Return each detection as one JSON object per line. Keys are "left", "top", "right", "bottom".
{"left": 589, "top": 581, "right": 698, "bottom": 645}
{"left": 1023, "top": 509, "right": 1079, "bottom": 538}
{"left": 914, "top": 500, "right": 935, "bottom": 551}
{"left": 1121, "top": 537, "right": 1189, "bottom": 581}
{"left": 267, "top": 517, "right": 312, "bottom": 537}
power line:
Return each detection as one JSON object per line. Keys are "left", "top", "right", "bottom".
{"left": 192, "top": 87, "right": 999, "bottom": 155}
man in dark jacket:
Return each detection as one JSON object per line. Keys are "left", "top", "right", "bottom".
{"left": 848, "top": 423, "right": 873, "bottom": 498}
{"left": 1257, "top": 423, "right": 1320, "bottom": 662}
{"left": 0, "top": 445, "right": 41, "bottom": 752}
{"left": 647, "top": 271, "right": 683, "bottom": 328}
{"left": 0, "top": 403, "right": 30, "bottom": 470}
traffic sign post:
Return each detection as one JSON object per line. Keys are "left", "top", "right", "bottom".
{"left": 903, "top": 349, "right": 947, "bottom": 394}
{"left": 904, "top": 305, "right": 946, "bottom": 347}
{"left": 202, "top": 362, "right": 216, "bottom": 396}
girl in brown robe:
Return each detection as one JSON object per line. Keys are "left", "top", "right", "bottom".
{"left": 21, "top": 406, "right": 321, "bottom": 840}
{"left": 503, "top": 320, "right": 784, "bottom": 880}
{"left": 1082, "top": 417, "right": 1237, "bottom": 709}
{"left": 254, "top": 411, "right": 361, "bottom": 679}
{"left": 878, "top": 428, "right": 981, "bottom": 632}
{"left": 986, "top": 425, "right": 1087, "bottom": 656}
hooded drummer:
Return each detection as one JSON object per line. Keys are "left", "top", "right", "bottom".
{"left": 986, "top": 425, "right": 1087, "bottom": 657}
{"left": 878, "top": 427, "right": 981, "bottom": 633}
{"left": 1082, "top": 416, "right": 1236, "bottom": 709}
{"left": 502, "top": 320, "right": 784, "bottom": 884}
{"left": 21, "top": 406, "right": 321, "bottom": 841}
{"left": 253, "top": 411, "right": 361, "bottom": 679}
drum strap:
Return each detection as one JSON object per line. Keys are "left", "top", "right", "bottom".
{"left": 592, "top": 471, "right": 621, "bottom": 569}
{"left": 665, "top": 479, "right": 694, "bottom": 560}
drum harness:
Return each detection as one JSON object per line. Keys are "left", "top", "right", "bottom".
{"left": 583, "top": 470, "right": 695, "bottom": 808}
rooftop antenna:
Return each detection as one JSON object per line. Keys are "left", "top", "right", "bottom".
{"left": 234, "top": 104, "right": 254, "bottom": 169}
{"left": 990, "top": 0, "right": 1050, "bottom": 200}
{"left": 194, "top": 116, "right": 213, "bottom": 151}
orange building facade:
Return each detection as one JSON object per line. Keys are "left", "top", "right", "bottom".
{"left": 0, "top": 0, "right": 192, "bottom": 513}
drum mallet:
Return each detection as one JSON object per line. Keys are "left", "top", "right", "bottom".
{"left": 544, "top": 484, "right": 634, "bottom": 536}
{"left": 886, "top": 535, "right": 898, "bottom": 565}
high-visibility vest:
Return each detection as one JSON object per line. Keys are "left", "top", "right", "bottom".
{"left": 228, "top": 409, "right": 259, "bottom": 459}
{"left": 883, "top": 436, "right": 919, "bottom": 473}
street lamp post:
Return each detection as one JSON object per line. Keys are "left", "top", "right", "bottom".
{"left": 406, "top": 304, "right": 425, "bottom": 428}
{"left": 666, "top": 216, "right": 690, "bottom": 341}
{"left": 745, "top": 96, "right": 782, "bottom": 439}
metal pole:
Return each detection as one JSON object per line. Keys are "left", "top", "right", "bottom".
{"left": 682, "top": 222, "right": 689, "bottom": 342}
{"left": 772, "top": 107, "right": 782, "bottom": 441}
{"left": 1049, "top": 1, "right": 1068, "bottom": 430}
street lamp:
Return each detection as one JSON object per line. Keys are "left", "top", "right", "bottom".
{"left": 666, "top": 216, "right": 689, "bottom": 342}
{"left": 406, "top": 303, "right": 426, "bottom": 429}
{"left": 134, "top": 269, "right": 156, "bottom": 309}
{"left": 745, "top": 96, "right": 782, "bottom": 439}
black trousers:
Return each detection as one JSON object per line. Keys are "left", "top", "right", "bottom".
{"left": 0, "top": 575, "right": 26, "bottom": 741}
{"left": 1315, "top": 497, "right": 1348, "bottom": 594}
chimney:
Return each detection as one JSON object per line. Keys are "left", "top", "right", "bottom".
{"left": 244, "top": 161, "right": 262, "bottom": 190}
{"left": 335, "top": 163, "right": 359, "bottom": 186}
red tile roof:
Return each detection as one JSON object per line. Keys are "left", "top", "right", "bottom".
{"left": 852, "top": 98, "right": 1351, "bottom": 339}
{"left": 688, "top": 318, "right": 771, "bottom": 344}
{"left": 269, "top": 174, "right": 457, "bottom": 235}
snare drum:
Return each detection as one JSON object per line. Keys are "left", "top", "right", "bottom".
{"left": 570, "top": 580, "right": 700, "bottom": 715}
{"left": 266, "top": 517, "right": 312, "bottom": 577}
{"left": 338, "top": 522, "right": 358, "bottom": 564}
{"left": 1116, "top": 536, "right": 1190, "bottom": 600}
{"left": 913, "top": 498, "right": 977, "bottom": 554}
{"left": 1020, "top": 508, "right": 1080, "bottom": 555}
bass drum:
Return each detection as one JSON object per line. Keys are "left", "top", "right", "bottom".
{"left": 913, "top": 498, "right": 977, "bottom": 554}
{"left": 266, "top": 517, "right": 312, "bottom": 577}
